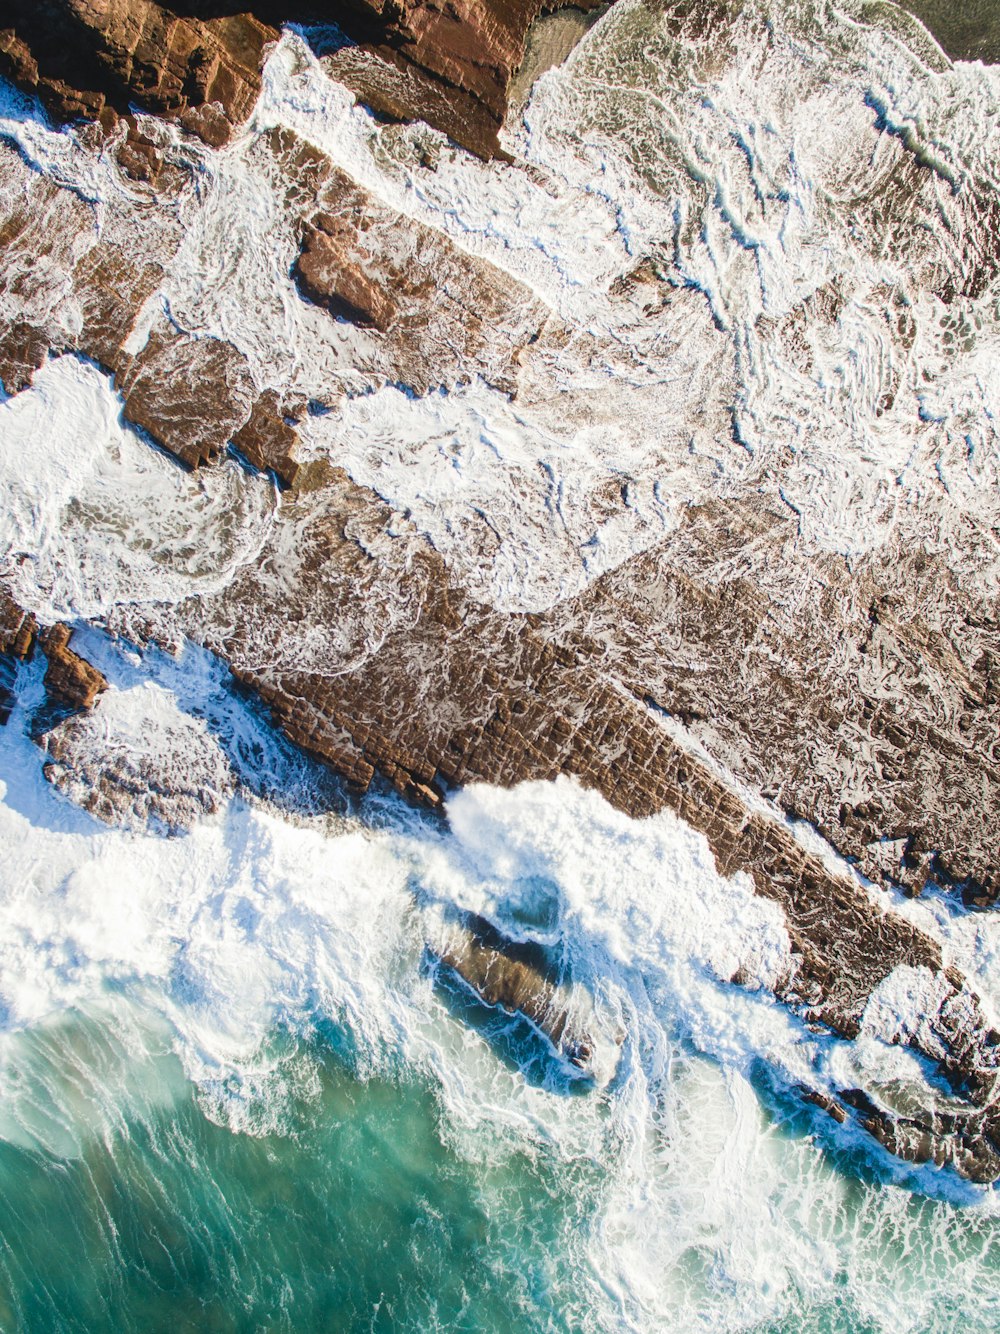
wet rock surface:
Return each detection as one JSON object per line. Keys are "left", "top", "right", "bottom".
{"left": 0, "top": 1, "right": 274, "bottom": 143}
{"left": 428, "top": 910, "right": 614, "bottom": 1078}
{"left": 0, "top": 590, "right": 36, "bottom": 724}
{"left": 39, "top": 624, "right": 107, "bottom": 716}
{"left": 41, "top": 683, "right": 235, "bottom": 833}
{"left": 0, "top": 4, "right": 999, "bottom": 1182}
{"left": 0, "top": 0, "right": 610, "bottom": 156}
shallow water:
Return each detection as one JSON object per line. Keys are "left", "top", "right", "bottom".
{"left": 1, "top": 681, "right": 1000, "bottom": 1332}
{"left": 0, "top": 1012, "right": 605, "bottom": 1334}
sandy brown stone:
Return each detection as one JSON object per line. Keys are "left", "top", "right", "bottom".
{"left": 231, "top": 390, "right": 300, "bottom": 487}
{"left": 429, "top": 910, "right": 613, "bottom": 1076}
{"left": 151, "top": 459, "right": 997, "bottom": 1180}
{"left": 39, "top": 624, "right": 107, "bottom": 713}
{"left": 0, "top": 591, "right": 37, "bottom": 662}
{"left": 0, "top": 2, "right": 613, "bottom": 158}
{"left": 118, "top": 330, "right": 256, "bottom": 468}
{"left": 295, "top": 225, "right": 398, "bottom": 331}
{"left": 295, "top": 165, "right": 546, "bottom": 393}
{"left": 0, "top": 592, "right": 37, "bottom": 726}
{"left": 41, "top": 688, "right": 234, "bottom": 833}
{"left": 0, "top": 1, "right": 275, "bottom": 145}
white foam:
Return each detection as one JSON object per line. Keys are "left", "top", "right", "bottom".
{"left": 0, "top": 355, "right": 276, "bottom": 624}
{"left": 0, "top": 661, "right": 999, "bottom": 1325}
{"left": 2, "top": 2, "right": 1000, "bottom": 1325}
{"left": 2, "top": 3, "right": 999, "bottom": 611}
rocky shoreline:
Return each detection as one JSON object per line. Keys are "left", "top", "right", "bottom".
{"left": 0, "top": 0, "right": 999, "bottom": 1181}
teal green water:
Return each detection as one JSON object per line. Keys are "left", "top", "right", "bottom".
{"left": 0, "top": 1015, "right": 606, "bottom": 1334}
{"left": 2, "top": 1007, "right": 1000, "bottom": 1334}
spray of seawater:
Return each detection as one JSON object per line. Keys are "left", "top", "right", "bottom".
{"left": 0, "top": 644, "right": 999, "bottom": 1331}
{"left": 1, "top": 0, "right": 1000, "bottom": 1326}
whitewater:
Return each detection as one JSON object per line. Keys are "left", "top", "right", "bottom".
{"left": 3, "top": 637, "right": 1000, "bottom": 1332}
{"left": 2, "top": 0, "right": 1000, "bottom": 1327}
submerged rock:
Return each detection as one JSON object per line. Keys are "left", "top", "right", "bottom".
{"left": 41, "top": 683, "right": 234, "bottom": 834}
{"left": 428, "top": 911, "right": 620, "bottom": 1083}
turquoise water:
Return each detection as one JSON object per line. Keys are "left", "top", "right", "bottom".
{"left": 0, "top": 1013, "right": 604, "bottom": 1334}
{"left": 0, "top": 677, "right": 999, "bottom": 1332}
{"left": 1, "top": 1002, "right": 1000, "bottom": 1334}
{"left": 1, "top": 0, "right": 1000, "bottom": 1325}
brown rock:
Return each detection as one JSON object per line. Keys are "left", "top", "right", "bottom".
{"left": 327, "top": 0, "right": 610, "bottom": 157}
{"left": 0, "top": 592, "right": 37, "bottom": 661}
{"left": 0, "top": 591, "right": 37, "bottom": 726}
{"left": 429, "top": 910, "right": 615, "bottom": 1077}
{"left": 118, "top": 330, "right": 256, "bottom": 468}
{"left": 41, "top": 687, "right": 234, "bottom": 833}
{"left": 295, "top": 225, "right": 398, "bottom": 331}
{"left": 39, "top": 624, "right": 107, "bottom": 713}
{"left": 0, "top": 322, "right": 50, "bottom": 396}
{"left": 0, "top": 1, "right": 275, "bottom": 145}
{"left": 294, "top": 165, "right": 545, "bottom": 393}
{"left": 0, "top": 1, "right": 614, "bottom": 159}
{"left": 231, "top": 390, "right": 300, "bottom": 487}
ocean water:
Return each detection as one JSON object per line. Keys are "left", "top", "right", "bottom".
{"left": 2, "top": 0, "right": 1000, "bottom": 1327}
{"left": 1, "top": 656, "right": 1000, "bottom": 1333}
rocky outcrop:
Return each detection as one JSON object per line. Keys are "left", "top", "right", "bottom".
{"left": 42, "top": 684, "right": 234, "bottom": 833}
{"left": 0, "top": 2, "right": 274, "bottom": 145}
{"left": 119, "top": 331, "right": 258, "bottom": 469}
{"left": 0, "top": 1, "right": 612, "bottom": 156}
{"left": 0, "top": 591, "right": 37, "bottom": 725}
{"left": 0, "top": 590, "right": 37, "bottom": 663}
{"left": 292, "top": 161, "right": 545, "bottom": 392}
{"left": 324, "top": 0, "right": 610, "bottom": 158}
{"left": 296, "top": 221, "right": 398, "bottom": 332}
{"left": 0, "top": 139, "right": 300, "bottom": 478}
{"left": 39, "top": 625, "right": 107, "bottom": 715}
{"left": 0, "top": 613, "right": 107, "bottom": 731}
{"left": 231, "top": 391, "right": 302, "bottom": 488}
{"left": 1, "top": 25, "right": 999, "bottom": 1180}
{"left": 428, "top": 910, "right": 616, "bottom": 1079}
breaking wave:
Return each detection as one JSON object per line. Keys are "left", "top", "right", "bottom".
{"left": 1, "top": 0, "right": 1000, "bottom": 1327}
{"left": 0, "top": 648, "right": 1000, "bottom": 1330}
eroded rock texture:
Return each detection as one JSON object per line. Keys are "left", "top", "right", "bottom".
{"left": 1, "top": 3, "right": 999, "bottom": 1182}
{"left": 0, "top": 0, "right": 608, "bottom": 155}
{"left": 323, "top": 0, "right": 609, "bottom": 157}
{"left": 0, "top": 1, "right": 273, "bottom": 144}
{"left": 39, "top": 624, "right": 107, "bottom": 715}
{"left": 0, "top": 590, "right": 36, "bottom": 723}
{"left": 42, "top": 684, "right": 234, "bottom": 832}
{"left": 293, "top": 158, "right": 545, "bottom": 391}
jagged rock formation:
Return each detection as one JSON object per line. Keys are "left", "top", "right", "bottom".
{"left": 0, "top": 2, "right": 274, "bottom": 145}
{"left": 0, "top": 590, "right": 36, "bottom": 723}
{"left": 38, "top": 624, "right": 107, "bottom": 714}
{"left": 0, "top": 0, "right": 609, "bottom": 155}
{"left": 0, "top": 137, "right": 298, "bottom": 478}
{"left": 323, "top": 0, "right": 609, "bottom": 158}
{"left": 0, "top": 593, "right": 107, "bottom": 730}
{"left": 292, "top": 155, "right": 544, "bottom": 390}
{"left": 1, "top": 2, "right": 999, "bottom": 1182}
